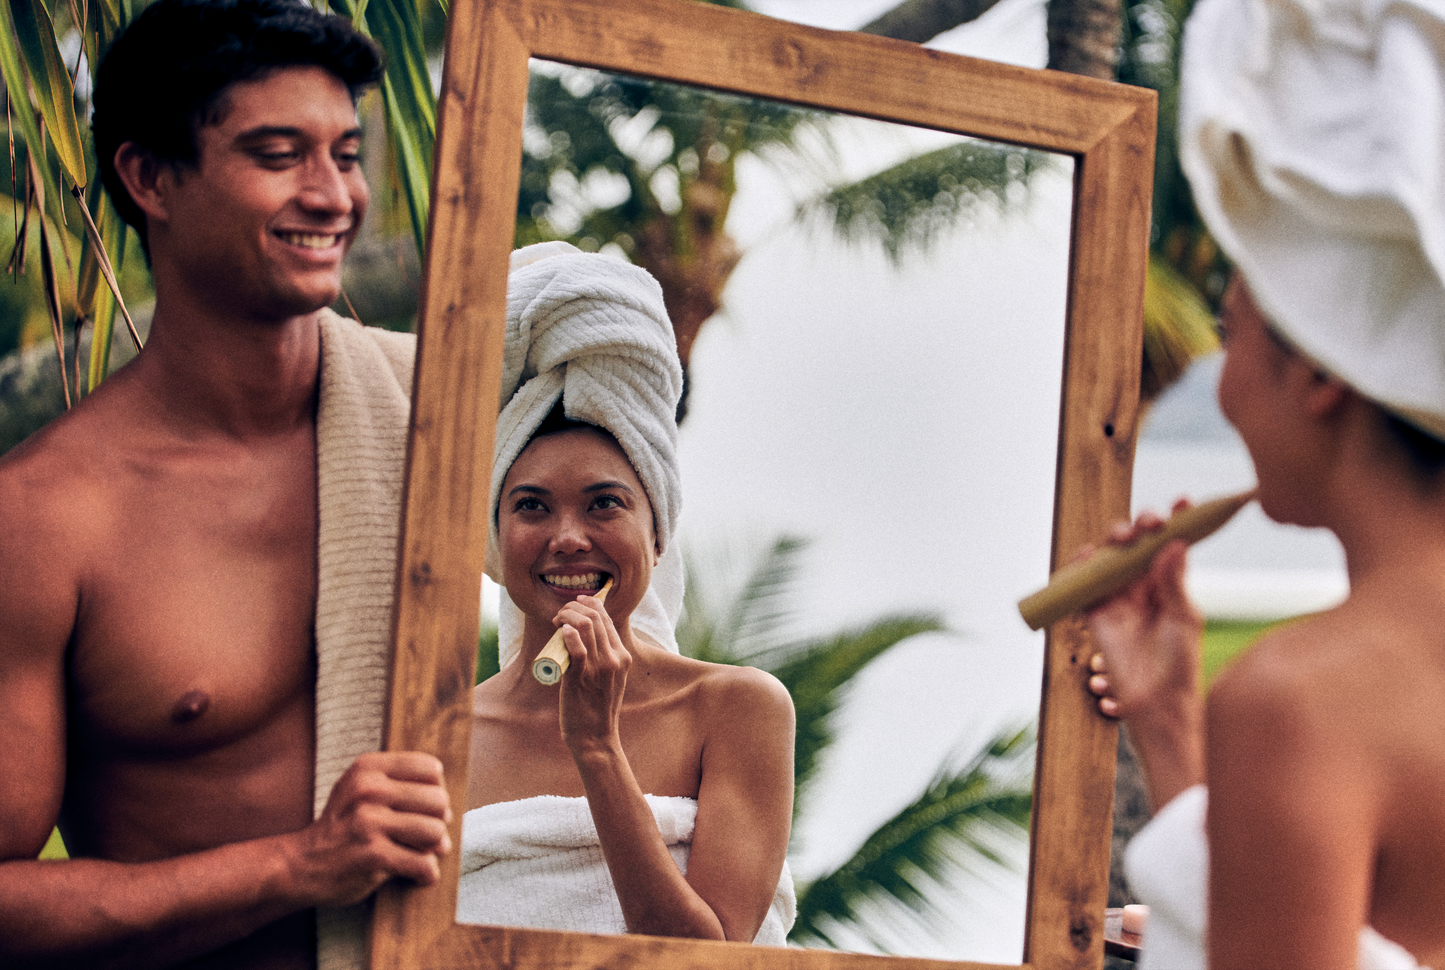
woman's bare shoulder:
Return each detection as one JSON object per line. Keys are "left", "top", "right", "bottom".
{"left": 646, "top": 652, "right": 794, "bottom": 725}
{"left": 1204, "top": 604, "right": 1434, "bottom": 795}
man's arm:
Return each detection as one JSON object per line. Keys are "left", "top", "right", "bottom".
{"left": 0, "top": 754, "right": 451, "bottom": 970}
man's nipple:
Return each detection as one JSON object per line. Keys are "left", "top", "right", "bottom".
{"left": 171, "top": 689, "right": 211, "bottom": 725}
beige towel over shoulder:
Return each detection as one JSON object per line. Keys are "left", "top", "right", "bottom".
{"left": 313, "top": 308, "right": 416, "bottom": 970}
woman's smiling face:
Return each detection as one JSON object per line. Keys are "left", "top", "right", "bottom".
{"left": 498, "top": 427, "right": 657, "bottom": 636}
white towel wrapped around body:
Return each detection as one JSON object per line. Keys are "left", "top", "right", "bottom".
{"left": 457, "top": 794, "right": 796, "bottom": 944}
{"left": 1125, "top": 785, "right": 1424, "bottom": 970}
{"left": 307, "top": 243, "right": 691, "bottom": 966}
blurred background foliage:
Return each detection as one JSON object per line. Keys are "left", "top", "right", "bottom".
{"left": 4, "top": 0, "right": 1219, "bottom": 449}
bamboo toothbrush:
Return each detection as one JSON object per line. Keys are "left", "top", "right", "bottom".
{"left": 1018, "top": 489, "right": 1256, "bottom": 631}
{"left": 533, "top": 578, "right": 614, "bottom": 684}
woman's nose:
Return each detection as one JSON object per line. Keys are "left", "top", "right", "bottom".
{"left": 548, "top": 513, "right": 591, "bottom": 553}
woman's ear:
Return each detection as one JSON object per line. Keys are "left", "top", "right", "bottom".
{"left": 112, "top": 142, "right": 173, "bottom": 224}
{"left": 1303, "top": 368, "right": 1352, "bottom": 419}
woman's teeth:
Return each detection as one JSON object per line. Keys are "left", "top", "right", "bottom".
{"left": 544, "top": 572, "right": 604, "bottom": 590}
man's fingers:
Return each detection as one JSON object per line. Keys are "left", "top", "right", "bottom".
{"left": 381, "top": 778, "right": 453, "bottom": 821}
{"left": 363, "top": 835, "right": 444, "bottom": 887}
{"left": 377, "top": 809, "right": 452, "bottom": 855}
{"left": 354, "top": 750, "right": 446, "bottom": 785}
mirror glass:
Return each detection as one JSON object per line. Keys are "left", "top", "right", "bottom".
{"left": 463, "top": 60, "right": 1074, "bottom": 964}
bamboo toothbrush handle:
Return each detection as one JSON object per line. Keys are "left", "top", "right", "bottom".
{"left": 532, "top": 579, "right": 614, "bottom": 685}
{"left": 1017, "top": 489, "right": 1256, "bottom": 631}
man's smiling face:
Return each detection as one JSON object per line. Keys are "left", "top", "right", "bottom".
{"left": 154, "top": 64, "right": 367, "bottom": 322}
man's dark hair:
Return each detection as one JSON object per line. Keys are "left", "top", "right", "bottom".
{"left": 92, "top": 0, "right": 384, "bottom": 243}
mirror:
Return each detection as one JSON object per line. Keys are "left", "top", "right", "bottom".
{"left": 374, "top": 0, "right": 1154, "bottom": 968}
{"left": 463, "top": 59, "right": 1073, "bottom": 961}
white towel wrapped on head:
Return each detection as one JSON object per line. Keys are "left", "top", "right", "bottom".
{"left": 456, "top": 794, "right": 796, "bottom": 945}
{"left": 485, "top": 242, "right": 686, "bottom": 668}
{"left": 1180, "top": 0, "right": 1445, "bottom": 439}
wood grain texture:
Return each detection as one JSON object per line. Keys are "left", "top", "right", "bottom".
{"left": 369, "top": 0, "right": 530, "bottom": 963}
{"left": 377, "top": 0, "right": 1155, "bottom": 966}
{"left": 412, "top": 922, "right": 1029, "bottom": 969}
{"left": 1024, "top": 99, "right": 1153, "bottom": 970}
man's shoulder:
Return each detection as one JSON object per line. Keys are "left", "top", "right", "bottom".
{"left": 0, "top": 398, "right": 116, "bottom": 516}
{"left": 0, "top": 420, "right": 100, "bottom": 606}
{"left": 0, "top": 367, "right": 158, "bottom": 555}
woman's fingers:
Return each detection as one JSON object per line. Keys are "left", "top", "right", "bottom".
{"left": 556, "top": 599, "right": 629, "bottom": 688}
{"left": 1087, "top": 653, "right": 1122, "bottom": 718}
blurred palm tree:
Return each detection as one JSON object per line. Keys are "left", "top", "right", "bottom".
{"left": 514, "top": 53, "right": 1053, "bottom": 420}
{"left": 858, "top": 0, "right": 1224, "bottom": 403}
{"left": 677, "top": 535, "right": 1034, "bottom": 951}
{"left": 0, "top": 0, "right": 438, "bottom": 391}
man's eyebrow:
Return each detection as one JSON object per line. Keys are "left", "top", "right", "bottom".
{"left": 233, "top": 125, "right": 364, "bottom": 144}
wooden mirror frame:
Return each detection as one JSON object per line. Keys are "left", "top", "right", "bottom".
{"left": 371, "top": 0, "right": 1155, "bottom": 967}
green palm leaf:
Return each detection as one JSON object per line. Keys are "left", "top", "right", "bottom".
{"left": 676, "top": 535, "right": 946, "bottom": 822}
{"left": 795, "top": 141, "right": 1055, "bottom": 265}
{"left": 328, "top": 0, "right": 437, "bottom": 259}
{"left": 770, "top": 615, "right": 946, "bottom": 819}
{"left": 678, "top": 534, "right": 808, "bottom": 665}
{"left": 7, "top": 0, "right": 87, "bottom": 190}
{"left": 790, "top": 724, "right": 1034, "bottom": 950}
{"left": 0, "top": 3, "right": 67, "bottom": 225}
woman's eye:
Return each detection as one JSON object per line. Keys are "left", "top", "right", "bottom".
{"left": 515, "top": 497, "right": 545, "bottom": 512}
{"left": 592, "top": 495, "right": 622, "bottom": 510}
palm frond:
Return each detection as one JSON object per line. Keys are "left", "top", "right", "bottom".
{"left": 771, "top": 615, "right": 946, "bottom": 818}
{"left": 789, "top": 724, "right": 1035, "bottom": 951}
{"left": 0, "top": 2, "right": 67, "bottom": 240}
{"left": 1142, "top": 251, "right": 1219, "bottom": 403}
{"left": 677, "top": 535, "right": 810, "bottom": 665}
{"left": 795, "top": 141, "right": 1055, "bottom": 265}
{"left": 6, "top": 0, "right": 87, "bottom": 190}
{"left": 326, "top": 0, "right": 437, "bottom": 259}
{"left": 676, "top": 537, "right": 947, "bottom": 820}
{"left": 516, "top": 63, "right": 829, "bottom": 252}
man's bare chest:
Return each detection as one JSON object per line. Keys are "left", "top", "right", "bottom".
{"left": 68, "top": 449, "right": 319, "bottom": 757}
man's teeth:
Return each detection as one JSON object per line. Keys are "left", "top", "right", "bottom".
{"left": 544, "top": 573, "right": 604, "bottom": 590}
{"left": 278, "top": 232, "right": 339, "bottom": 249}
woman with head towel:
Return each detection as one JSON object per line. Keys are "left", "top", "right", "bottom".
{"left": 1085, "top": 0, "right": 1445, "bottom": 967}
{"left": 454, "top": 242, "right": 796, "bottom": 943}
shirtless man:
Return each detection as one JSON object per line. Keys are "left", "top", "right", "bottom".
{"left": 0, "top": 1, "right": 450, "bottom": 967}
